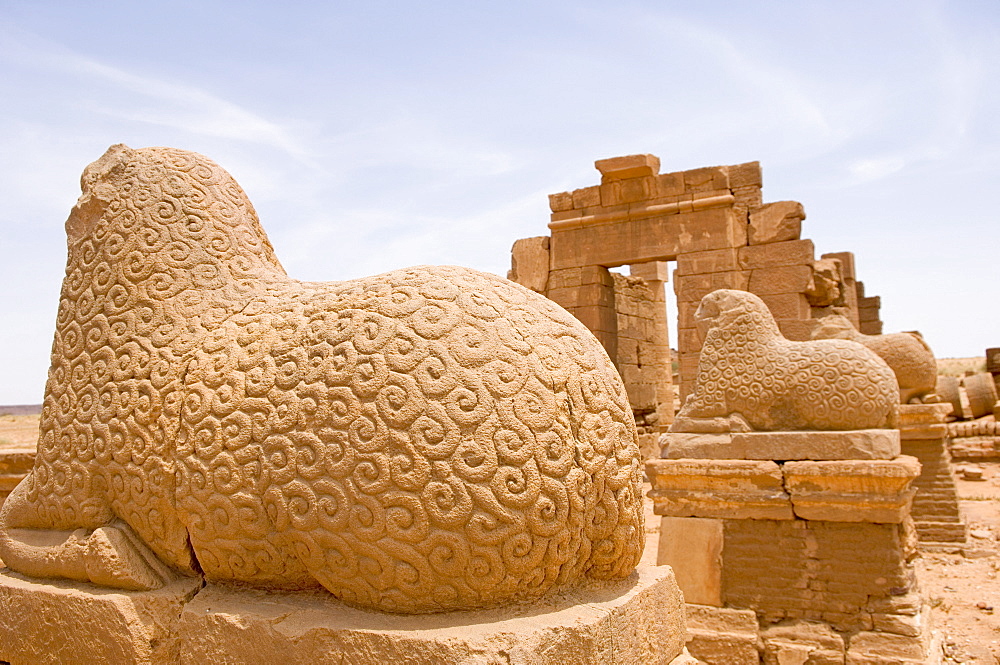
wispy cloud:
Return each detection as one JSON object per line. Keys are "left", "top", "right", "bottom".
{"left": 0, "top": 23, "right": 310, "bottom": 162}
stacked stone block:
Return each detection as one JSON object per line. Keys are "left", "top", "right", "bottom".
{"left": 0, "top": 449, "right": 33, "bottom": 511}
{"left": 614, "top": 270, "right": 673, "bottom": 458}
{"left": 509, "top": 153, "right": 886, "bottom": 409}
{"left": 899, "top": 403, "right": 967, "bottom": 545}
{"left": 648, "top": 432, "right": 931, "bottom": 664}
{"left": 856, "top": 281, "right": 884, "bottom": 335}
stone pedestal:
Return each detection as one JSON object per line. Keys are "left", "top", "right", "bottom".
{"left": 648, "top": 429, "right": 936, "bottom": 664}
{"left": 0, "top": 564, "right": 689, "bottom": 665}
{"left": 899, "top": 404, "right": 967, "bottom": 546}
{"left": 0, "top": 571, "right": 202, "bottom": 665}
{"left": 0, "top": 447, "right": 34, "bottom": 510}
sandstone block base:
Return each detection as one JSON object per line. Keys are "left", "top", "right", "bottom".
{"left": 685, "top": 604, "right": 760, "bottom": 665}
{"left": 783, "top": 456, "right": 921, "bottom": 523}
{"left": 0, "top": 570, "right": 202, "bottom": 665}
{"left": 647, "top": 458, "right": 793, "bottom": 520}
{"left": 663, "top": 429, "right": 900, "bottom": 461}
{"left": 0, "top": 564, "right": 686, "bottom": 665}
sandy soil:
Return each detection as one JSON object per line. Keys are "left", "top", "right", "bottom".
{"left": 939, "top": 357, "right": 988, "bottom": 377}
{"left": 0, "top": 413, "right": 39, "bottom": 450}
{"left": 919, "top": 461, "right": 1000, "bottom": 664}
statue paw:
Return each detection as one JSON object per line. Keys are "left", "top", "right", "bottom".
{"left": 83, "top": 525, "right": 167, "bottom": 591}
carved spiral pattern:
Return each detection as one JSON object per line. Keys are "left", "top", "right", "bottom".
{"left": 9, "top": 145, "right": 643, "bottom": 613}
{"left": 680, "top": 289, "right": 898, "bottom": 431}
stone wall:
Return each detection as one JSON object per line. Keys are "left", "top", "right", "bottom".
{"left": 722, "top": 519, "right": 914, "bottom": 631}
{"left": 508, "top": 154, "right": 884, "bottom": 409}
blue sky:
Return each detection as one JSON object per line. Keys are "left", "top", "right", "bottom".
{"left": 1, "top": 1, "right": 997, "bottom": 404}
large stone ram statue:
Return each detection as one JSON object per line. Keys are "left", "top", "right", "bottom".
{"left": 0, "top": 145, "right": 643, "bottom": 614}
{"left": 672, "top": 289, "right": 899, "bottom": 433}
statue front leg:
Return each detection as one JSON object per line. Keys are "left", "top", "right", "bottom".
{"left": 0, "top": 476, "right": 169, "bottom": 591}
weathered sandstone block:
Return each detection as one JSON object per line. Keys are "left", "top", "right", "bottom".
{"left": 748, "top": 201, "right": 804, "bottom": 245}
{"left": 0, "top": 145, "right": 644, "bottom": 614}
{"left": 671, "top": 290, "right": 898, "bottom": 433}
{"left": 685, "top": 604, "right": 761, "bottom": 665}
{"left": 595, "top": 153, "right": 661, "bottom": 181}
{"left": 663, "top": 430, "right": 900, "bottom": 460}
{"left": 805, "top": 257, "right": 844, "bottom": 307}
{"left": 657, "top": 516, "right": 723, "bottom": 605}
{"left": 646, "top": 458, "right": 793, "bottom": 519}
{"left": 0, "top": 565, "right": 687, "bottom": 665}
{"left": 760, "top": 620, "right": 845, "bottom": 665}
{"left": 0, "top": 448, "right": 34, "bottom": 509}
{"left": 0, "top": 570, "right": 202, "bottom": 665}
{"left": 507, "top": 235, "right": 550, "bottom": 293}
{"left": 782, "top": 457, "right": 921, "bottom": 523}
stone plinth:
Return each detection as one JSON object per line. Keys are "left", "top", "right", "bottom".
{"left": 0, "top": 447, "right": 34, "bottom": 509}
{"left": 647, "top": 458, "right": 793, "bottom": 520}
{"left": 647, "top": 428, "right": 934, "bottom": 664}
{"left": 0, "top": 571, "right": 202, "bottom": 665}
{"left": 662, "top": 429, "right": 901, "bottom": 461}
{"left": 0, "top": 564, "right": 688, "bottom": 665}
{"left": 899, "top": 403, "right": 967, "bottom": 545}
{"left": 783, "top": 457, "right": 921, "bottom": 523}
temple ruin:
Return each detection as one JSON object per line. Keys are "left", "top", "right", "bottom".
{"left": 508, "top": 153, "right": 886, "bottom": 445}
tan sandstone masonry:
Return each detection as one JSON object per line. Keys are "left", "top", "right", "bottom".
{"left": 899, "top": 403, "right": 968, "bottom": 545}
{"left": 647, "top": 289, "right": 933, "bottom": 664}
{"left": 0, "top": 564, "right": 692, "bottom": 665}
{"left": 508, "top": 153, "right": 884, "bottom": 408}
{"left": 0, "top": 145, "right": 646, "bottom": 616}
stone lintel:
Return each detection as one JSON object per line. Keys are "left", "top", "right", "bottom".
{"left": 783, "top": 456, "right": 921, "bottom": 523}
{"left": 646, "top": 458, "right": 793, "bottom": 520}
{"left": 663, "top": 429, "right": 900, "bottom": 461}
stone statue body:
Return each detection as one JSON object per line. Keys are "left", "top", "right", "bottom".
{"left": 0, "top": 145, "right": 643, "bottom": 613}
{"left": 811, "top": 314, "right": 938, "bottom": 404}
{"left": 673, "top": 290, "right": 898, "bottom": 433}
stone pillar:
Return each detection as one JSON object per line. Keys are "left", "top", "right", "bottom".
{"left": 630, "top": 260, "right": 675, "bottom": 431}
{"left": 545, "top": 265, "right": 618, "bottom": 361}
{"left": 899, "top": 403, "right": 967, "bottom": 546}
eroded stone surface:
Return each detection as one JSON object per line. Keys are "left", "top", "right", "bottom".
{"left": 812, "top": 315, "right": 938, "bottom": 404}
{"left": 178, "top": 563, "right": 685, "bottom": 665}
{"left": 646, "top": 458, "right": 793, "bottom": 519}
{"left": 664, "top": 430, "right": 901, "bottom": 460}
{"left": 0, "top": 564, "right": 686, "bottom": 665}
{"left": 0, "top": 570, "right": 201, "bottom": 665}
{"left": 672, "top": 290, "right": 898, "bottom": 432}
{"left": 783, "top": 457, "right": 921, "bottom": 523}
{"left": 0, "top": 145, "right": 643, "bottom": 614}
